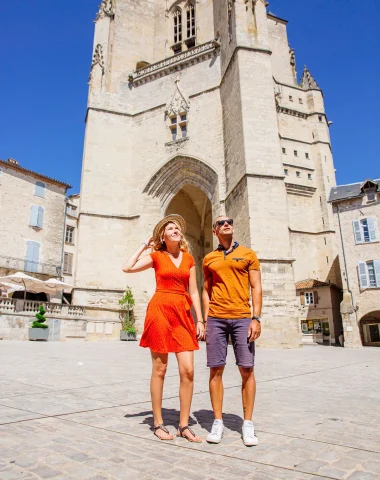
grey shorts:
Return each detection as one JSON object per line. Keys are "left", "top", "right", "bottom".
{"left": 206, "top": 317, "right": 255, "bottom": 368}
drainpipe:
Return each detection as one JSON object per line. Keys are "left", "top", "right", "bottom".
{"left": 336, "top": 204, "right": 358, "bottom": 324}
{"left": 60, "top": 197, "right": 68, "bottom": 282}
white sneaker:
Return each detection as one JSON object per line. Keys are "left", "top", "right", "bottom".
{"left": 242, "top": 420, "right": 259, "bottom": 446}
{"left": 206, "top": 419, "right": 224, "bottom": 444}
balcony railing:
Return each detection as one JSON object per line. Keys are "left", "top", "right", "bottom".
{"left": 0, "top": 298, "right": 85, "bottom": 317}
{"left": 0, "top": 255, "right": 59, "bottom": 276}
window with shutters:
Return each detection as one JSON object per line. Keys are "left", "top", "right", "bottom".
{"left": 29, "top": 205, "right": 44, "bottom": 229}
{"left": 300, "top": 291, "right": 319, "bottom": 306}
{"left": 35, "top": 181, "right": 46, "bottom": 198}
{"left": 353, "top": 218, "right": 378, "bottom": 244}
{"left": 25, "top": 241, "right": 40, "bottom": 273}
{"left": 65, "top": 226, "right": 75, "bottom": 244}
{"left": 358, "top": 260, "right": 380, "bottom": 289}
{"left": 67, "top": 205, "right": 77, "bottom": 218}
{"left": 63, "top": 253, "right": 73, "bottom": 275}
{"left": 305, "top": 292, "right": 314, "bottom": 305}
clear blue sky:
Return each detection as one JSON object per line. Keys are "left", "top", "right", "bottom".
{"left": 1, "top": 0, "right": 379, "bottom": 194}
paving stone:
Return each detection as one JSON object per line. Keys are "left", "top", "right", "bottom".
{"left": 0, "top": 343, "right": 380, "bottom": 480}
{"left": 28, "top": 465, "right": 62, "bottom": 478}
{"left": 346, "top": 472, "right": 379, "bottom": 480}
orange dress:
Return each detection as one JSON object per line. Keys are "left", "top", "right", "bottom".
{"left": 140, "top": 251, "right": 199, "bottom": 353}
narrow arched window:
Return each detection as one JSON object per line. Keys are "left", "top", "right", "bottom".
{"left": 186, "top": 4, "right": 195, "bottom": 39}
{"left": 173, "top": 9, "right": 182, "bottom": 44}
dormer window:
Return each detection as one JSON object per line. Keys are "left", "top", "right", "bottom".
{"left": 361, "top": 180, "right": 378, "bottom": 203}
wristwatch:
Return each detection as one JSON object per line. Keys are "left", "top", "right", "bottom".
{"left": 252, "top": 316, "right": 261, "bottom": 323}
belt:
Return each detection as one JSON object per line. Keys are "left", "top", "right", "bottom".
{"left": 155, "top": 289, "right": 192, "bottom": 310}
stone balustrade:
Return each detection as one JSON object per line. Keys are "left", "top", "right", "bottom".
{"left": 0, "top": 298, "right": 16, "bottom": 312}
{"left": 0, "top": 298, "right": 86, "bottom": 316}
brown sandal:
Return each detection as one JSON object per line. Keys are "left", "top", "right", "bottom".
{"left": 154, "top": 424, "right": 173, "bottom": 441}
{"left": 177, "top": 425, "right": 202, "bottom": 443}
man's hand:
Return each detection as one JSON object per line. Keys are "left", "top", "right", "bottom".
{"left": 248, "top": 319, "right": 261, "bottom": 342}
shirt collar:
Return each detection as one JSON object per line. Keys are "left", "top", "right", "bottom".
{"left": 217, "top": 241, "right": 239, "bottom": 252}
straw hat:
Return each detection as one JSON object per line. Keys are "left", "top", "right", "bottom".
{"left": 152, "top": 214, "right": 186, "bottom": 242}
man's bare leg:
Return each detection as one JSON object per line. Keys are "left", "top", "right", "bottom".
{"left": 209, "top": 366, "right": 225, "bottom": 419}
{"left": 239, "top": 366, "right": 256, "bottom": 420}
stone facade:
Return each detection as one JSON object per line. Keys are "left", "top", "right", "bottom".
{"left": 330, "top": 179, "right": 380, "bottom": 347}
{"left": 75, "top": 0, "right": 340, "bottom": 347}
{"left": 0, "top": 159, "right": 71, "bottom": 280}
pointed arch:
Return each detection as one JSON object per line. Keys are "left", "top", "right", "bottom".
{"left": 143, "top": 155, "right": 218, "bottom": 212}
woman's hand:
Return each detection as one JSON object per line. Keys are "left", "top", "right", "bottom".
{"left": 196, "top": 322, "right": 205, "bottom": 340}
{"left": 143, "top": 236, "right": 153, "bottom": 250}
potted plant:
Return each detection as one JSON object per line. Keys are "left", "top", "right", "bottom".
{"left": 29, "top": 305, "right": 49, "bottom": 341}
{"left": 119, "top": 286, "right": 137, "bottom": 341}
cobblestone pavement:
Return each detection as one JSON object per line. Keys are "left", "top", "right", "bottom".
{"left": 1, "top": 341, "right": 380, "bottom": 480}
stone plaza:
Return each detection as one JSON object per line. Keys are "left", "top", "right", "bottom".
{"left": 1, "top": 342, "right": 379, "bottom": 479}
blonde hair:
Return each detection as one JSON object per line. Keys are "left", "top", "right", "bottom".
{"left": 152, "top": 220, "right": 190, "bottom": 252}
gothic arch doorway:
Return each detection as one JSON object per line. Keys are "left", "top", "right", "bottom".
{"left": 166, "top": 185, "right": 213, "bottom": 289}
{"left": 143, "top": 155, "right": 219, "bottom": 289}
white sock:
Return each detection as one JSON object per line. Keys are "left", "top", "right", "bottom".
{"left": 214, "top": 419, "right": 223, "bottom": 424}
{"left": 243, "top": 420, "right": 253, "bottom": 426}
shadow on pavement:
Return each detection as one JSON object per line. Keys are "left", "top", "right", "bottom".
{"left": 124, "top": 408, "right": 197, "bottom": 430}
{"left": 193, "top": 409, "right": 243, "bottom": 434}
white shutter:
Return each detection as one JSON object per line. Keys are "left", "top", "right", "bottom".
{"left": 35, "top": 182, "right": 45, "bottom": 197}
{"left": 367, "top": 218, "right": 378, "bottom": 242}
{"left": 29, "top": 205, "right": 39, "bottom": 227}
{"left": 358, "top": 261, "right": 369, "bottom": 289}
{"left": 352, "top": 220, "right": 363, "bottom": 244}
{"left": 37, "top": 207, "right": 44, "bottom": 228}
{"left": 373, "top": 260, "right": 380, "bottom": 288}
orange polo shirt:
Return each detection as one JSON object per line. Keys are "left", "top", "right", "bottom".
{"left": 203, "top": 244, "right": 260, "bottom": 319}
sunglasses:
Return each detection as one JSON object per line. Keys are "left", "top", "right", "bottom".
{"left": 215, "top": 219, "right": 233, "bottom": 227}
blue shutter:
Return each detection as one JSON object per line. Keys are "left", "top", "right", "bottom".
{"left": 35, "top": 182, "right": 45, "bottom": 197}
{"left": 37, "top": 207, "right": 44, "bottom": 228}
{"left": 29, "top": 205, "right": 39, "bottom": 227}
{"left": 25, "top": 241, "right": 40, "bottom": 273}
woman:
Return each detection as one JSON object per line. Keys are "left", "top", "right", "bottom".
{"left": 122, "top": 214, "right": 205, "bottom": 442}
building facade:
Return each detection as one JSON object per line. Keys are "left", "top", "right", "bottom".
{"left": 0, "top": 158, "right": 71, "bottom": 282}
{"left": 329, "top": 179, "right": 380, "bottom": 347}
{"left": 75, "top": 0, "right": 341, "bottom": 347}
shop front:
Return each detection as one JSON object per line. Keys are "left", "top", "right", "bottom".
{"left": 301, "top": 318, "right": 331, "bottom": 345}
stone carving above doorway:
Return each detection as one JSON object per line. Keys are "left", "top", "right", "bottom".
{"left": 165, "top": 79, "right": 190, "bottom": 117}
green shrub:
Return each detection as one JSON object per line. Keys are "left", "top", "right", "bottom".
{"left": 32, "top": 305, "right": 49, "bottom": 329}
{"left": 119, "top": 287, "right": 136, "bottom": 333}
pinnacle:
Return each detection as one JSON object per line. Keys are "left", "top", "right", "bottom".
{"left": 299, "top": 65, "right": 320, "bottom": 90}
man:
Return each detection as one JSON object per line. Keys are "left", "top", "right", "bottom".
{"left": 202, "top": 216, "right": 262, "bottom": 446}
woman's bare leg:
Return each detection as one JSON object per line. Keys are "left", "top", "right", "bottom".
{"left": 175, "top": 351, "right": 201, "bottom": 442}
{"left": 150, "top": 351, "right": 172, "bottom": 439}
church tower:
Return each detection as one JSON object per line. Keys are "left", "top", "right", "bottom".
{"left": 75, "top": 0, "right": 338, "bottom": 347}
